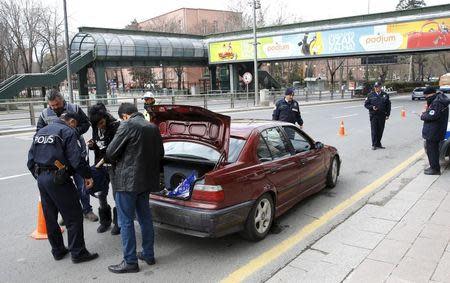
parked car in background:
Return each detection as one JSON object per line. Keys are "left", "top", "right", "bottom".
{"left": 149, "top": 105, "right": 341, "bottom": 241}
{"left": 354, "top": 83, "right": 371, "bottom": 96}
{"left": 412, "top": 87, "right": 426, "bottom": 100}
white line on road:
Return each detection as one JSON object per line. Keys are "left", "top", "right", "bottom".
{"left": 343, "top": 105, "right": 362, "bottom": 109}
{"left": 392, "top": 106, "right": 403, "bottom": 109}
{"left": 0, "top": 173, "right": 31, "bottom": 181}
{"left": 333, "top": 114, "right": 358, "bottom": 119}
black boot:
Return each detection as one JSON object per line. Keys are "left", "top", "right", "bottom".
{"left": 111, "top": 207, "right": 121, "bottom": 235}
{"left": 97, "top": 205, "right": 112, "bottom": 233}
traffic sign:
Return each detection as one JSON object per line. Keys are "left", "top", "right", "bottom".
{"left": 243, "top": 72, "right": 253, "bottom": 85}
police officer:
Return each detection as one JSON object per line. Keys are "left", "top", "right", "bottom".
{"left": 272, "top": 88, "right": 304, "bottom": 128}
{"left": 37, "top": 89, "right": 98, "bottom": 222}
{"left": 27, "top": 112, "right": 99, "bottom": 263}
{"left": 421, "top": 86, "right": 450, "bottom": 175}
{"left": 364, "top": 82, "right": 391, "bottom": 150}
{"left": 142, "top": 92, "right": 156, "bottom": 122}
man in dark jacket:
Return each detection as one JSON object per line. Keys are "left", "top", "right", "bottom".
{"left": 421, "top": 86, "right": 450, "bottom": 175}
{"left": 106, "top": 103, "right": 164, "bottom": 274}
{"left": 27, "top": 112, "right": 98, "bottom": 263}
{"left": 272, "top": 88, "right": 304, "bottom": 128}
{"left": 364, "top": 82, "right": 391, "bottom": 150}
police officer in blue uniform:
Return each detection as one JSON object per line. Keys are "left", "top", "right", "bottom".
{"left": 272, "top": 88, "right": 304, "bottom": 128}
{"left": 27, "top": 112, "right": 99, "bottom": 263}
{"left": 364, "top": 82, "right": 391, "bottom": 150}
{"left": 421, "top": 86, "right": 450, "bottom": 175}
{"left": 37, "top": 89, "right": 98, "bottom": 222}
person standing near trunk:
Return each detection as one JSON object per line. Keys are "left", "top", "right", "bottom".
{"left": 106, "top": 103, "right": 164, "bottom": 273}
{"left": 88, "top": 103, "right": 121, "bottom": 234}
{"left": 364, "top": 82, "right": 391, "bottom": 150}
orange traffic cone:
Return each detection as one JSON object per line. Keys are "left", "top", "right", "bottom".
{"left": 30, "top": 199, "right": 64, "bottom": 240}
{"left": 401, "top": 109, "right": 406, "bottom": 118}
{"left": 338, "top": 120, "right": 346, "bottom": 136}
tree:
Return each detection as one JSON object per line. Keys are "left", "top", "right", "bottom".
{"left": 396, "top": 0, "right": 427, "bottom": 81}
{"left": 129, "top": 68, "right": 154, "bottom": 89}
{"left": 396, "top": 0, "right": 426, "bottom": 10}
{"left": 326, "top": 59, "right": 345, "bottom": 94}
{"left": 437, "top": 53, "right": 449, "bottom": 73}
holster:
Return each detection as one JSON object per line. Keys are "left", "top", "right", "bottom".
{"left": 53, "top": 169, "right": 70, "bottom": 185}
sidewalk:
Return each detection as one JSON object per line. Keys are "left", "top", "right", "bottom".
{"left": 268, "top": 159, "right": 450, "bottom": 283}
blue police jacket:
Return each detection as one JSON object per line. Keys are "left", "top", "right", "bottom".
{"left": 421, "top": 93, "right": 450, "bottom": 141}
{"left": 272, "top": 98, "right": 303, "bottom": 126}
{"left": 364, "top": 91, "right": 391, "bottom": 117}
{"left": 27, "top": 119, "right": 92, "bottom": 179}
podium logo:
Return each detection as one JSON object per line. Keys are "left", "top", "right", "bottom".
{"left": 359, "top": 33, "right": 403, "bottom": 51}
{"left": 263, "top": 42, "right": 293, "bottom": 58}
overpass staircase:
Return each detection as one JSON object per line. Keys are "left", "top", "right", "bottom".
{"left": 0, "top": 50, "right": 94, "bottom": 100}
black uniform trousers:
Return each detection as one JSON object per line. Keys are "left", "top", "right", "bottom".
{"left": 37, "top": 171, "right": 86, "bottom": 258}
{"left": 370, "top": 114, "right": 386, "bottom": 147}
{"left": 425, "top": 140, "right": 440, "bottom": 171}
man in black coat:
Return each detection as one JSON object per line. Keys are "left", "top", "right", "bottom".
{"left": 364, "top": 82, "right": 391, "bottom": 150}
{"left": 421, "top": 86, "right": 450, "bottom": 175}
{"left": 272, "top": 87, "right": 303, "bottom": 128}
{"left": 106, "top": 103, "right": 164, "bottom": 274}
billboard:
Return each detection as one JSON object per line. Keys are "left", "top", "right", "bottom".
{"left": 208, "top": 17, "right": 450, "bottom": 64}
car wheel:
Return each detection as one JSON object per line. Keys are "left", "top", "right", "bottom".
{"left": 412, "top": 97, "right": 415, "bottom": 100}
{"left": 241, "top": 194, "right": 274, "bottom": 241}
{"left": 326, "top": 156, "right": 339, "bottom": 188}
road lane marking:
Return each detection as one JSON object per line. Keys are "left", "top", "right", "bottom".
{"left": 0, "top": 173, "right": 31, "bottom": 181}
{"left": 392, "top": 106, "right": 403, "bottom": 109}
{"left": 343, "top": 105, "right": 362, "bottom": 109}
{"left": 333, "top": 114, "right": 358, "bottom": 119}
{"left": 221, "top": 148, "right": 425, "bottom": 283}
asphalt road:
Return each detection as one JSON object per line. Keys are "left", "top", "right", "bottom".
{"left": 0, "top": 95, "right": 427, "bottom": 282}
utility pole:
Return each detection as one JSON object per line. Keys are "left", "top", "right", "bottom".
{"left": 251, "top": 0, "right": 260, "bottom": 106}
{"left": 63, "top": 0, "right": 73, "bottom": 103}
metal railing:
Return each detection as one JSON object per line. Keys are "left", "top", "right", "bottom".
{"left": 0, "top": 90, "right": 369, "bottom": 128}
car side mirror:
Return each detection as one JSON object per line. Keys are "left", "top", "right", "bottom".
{"left": 315, "top": 141, "right": 324, "bottom": 149}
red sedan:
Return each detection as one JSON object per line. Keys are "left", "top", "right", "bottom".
{"left": 150, "top": 105, "right": 341, "bottom": 241}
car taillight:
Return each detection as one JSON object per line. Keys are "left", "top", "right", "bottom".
{"left": 192, "top": 182, "right": 224, "bottom": 202}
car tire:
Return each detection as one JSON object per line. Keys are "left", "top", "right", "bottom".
{"left": 241, "top": 193, "right": 274, "bottom": 242}
{"left": 326, "top": 156, "right": 339, "bottom": 189}
{"left": 412, "top": 97, "right": 415, "bottom": 100}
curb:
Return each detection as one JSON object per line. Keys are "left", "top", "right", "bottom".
{"left": 0, "top": 128, "right": 36, "bottom": 136}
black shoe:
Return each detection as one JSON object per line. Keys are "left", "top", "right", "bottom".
{"left": 377, "top": 146, "right": 386, "bottom": 149}
{"left": 111, "top": 225, "right": 120, "bottom": 235}
{"left": 424, "top": 168, "right": 441, "bottom": 175}
{"left": 97, "top": 224, "right": 110, "bottom": 233}
{"left": 72, "top": 251, "right": 99, "bottom": 264}
{"left": 137, "top": 252, "right": 156, "bottom": 265}
{"left": 270, "top": 223, "right": 283, "bottom": 234}
{"left": 53, "top": 248, "right": 69, "bottom": 261}
{"left": 108, "top": 260, "right": 139, "bottom": 274}
{"left": 372, "top": 146, "right": 377, "bottom": 150}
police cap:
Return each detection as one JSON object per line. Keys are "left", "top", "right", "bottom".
{"left": 374, "top": 82, "right": 382, "bottom": 88}
{"left": 285, "top": 88, "right": 295, "bottom": 96}
{"left": 423, "top": 86, "right": 436, "bottom": 95}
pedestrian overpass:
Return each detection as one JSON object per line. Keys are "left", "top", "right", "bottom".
{"left": 0, "top": 4, "right": 449, "bottom": 100}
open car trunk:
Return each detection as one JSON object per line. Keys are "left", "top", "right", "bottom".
{"left": 154, "top": 156, "right": 216, "bottom": 200}
{"left": 150, "top": 105, "right": 231, "bottom": 200}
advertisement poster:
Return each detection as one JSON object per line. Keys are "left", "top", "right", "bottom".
{"left": 208, "top": 17, "right": 450, "bottom": 64}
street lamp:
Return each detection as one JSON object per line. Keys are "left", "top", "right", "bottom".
{"left": 63, "top": 0, "right": 73, "bottom": 103}
{"left": 250, "top": 0, "right": 260, "bottom": 106}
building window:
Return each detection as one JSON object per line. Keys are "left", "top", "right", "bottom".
{"left": 202, "top": 19, "right": 207, "bottom": 34}
{"left": 213, "top": 21, "right": 218, "bottom": 33}
{"left": 178, "top": 20, "right": 183, "bottom": 32}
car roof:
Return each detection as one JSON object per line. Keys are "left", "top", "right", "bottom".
{"left": 230, "top": 119, "right": 293, "bottom": 138}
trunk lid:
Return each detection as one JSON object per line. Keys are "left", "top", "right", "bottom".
{"left": 151, "top": 105, "right": 231, "bottom": 161}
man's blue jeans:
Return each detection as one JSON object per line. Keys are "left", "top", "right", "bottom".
{"left": 115, "top": 191, "right": 154, "bottom": 264}
{"left": 73, "top": 174, "right": 92, "bottom": 215}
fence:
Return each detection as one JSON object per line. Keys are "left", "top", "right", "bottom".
{"left": 0, "top": 90, "right": 362, "bottom": 127}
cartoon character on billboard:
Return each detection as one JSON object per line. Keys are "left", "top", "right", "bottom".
{"left": 407, "top": 20, "right": 450, "bottom": 49}
{"left": 218, "top": 42, "right": 237, "bottom": 60}
{"left": 297, "top": 33, "right": 317, "bottom": 55}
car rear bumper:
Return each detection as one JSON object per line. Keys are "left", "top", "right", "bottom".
{"left": 412, "top": 93, "right": 424, "bottom": 99}
{"left": 149, "top": 199, "right": 255, "bottom": 238}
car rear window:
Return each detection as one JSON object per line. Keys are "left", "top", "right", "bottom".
{"left": 164, "top": 138, "right": 245, "bottom": 163}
